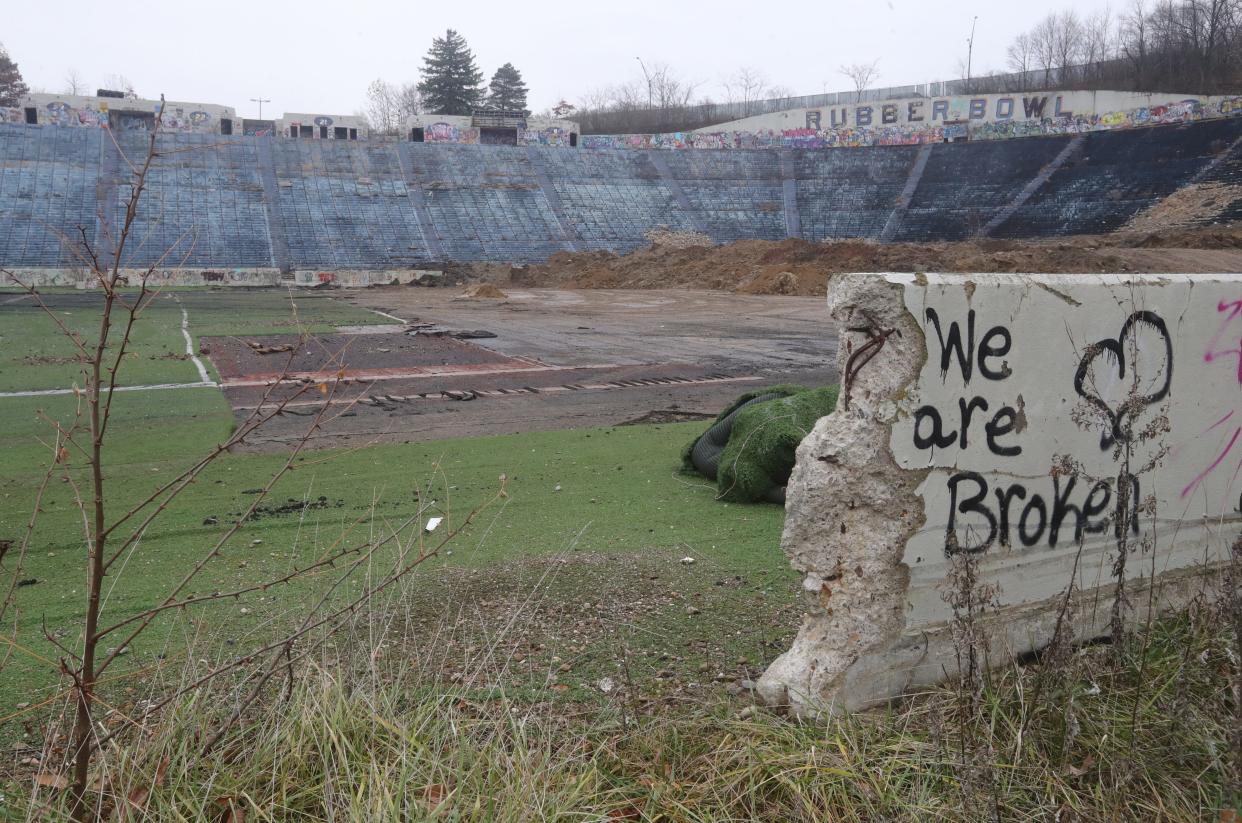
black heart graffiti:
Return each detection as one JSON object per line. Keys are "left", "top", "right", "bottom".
{"left": 1073, "top": 310, "right": 1173, "bottom": 450}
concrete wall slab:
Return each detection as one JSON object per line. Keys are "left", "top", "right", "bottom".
{"left": 758, "top": 272, "right": 1242, "bottom": 715}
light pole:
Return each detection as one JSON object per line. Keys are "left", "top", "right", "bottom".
{"left": 250, "top": 97, "right": 271, "bottom": 120}
{"left": 966, "top": 16, "right": 978, "bottom": 94}
{"left": 635, "top": 57, "right": 653, "bottom": 108}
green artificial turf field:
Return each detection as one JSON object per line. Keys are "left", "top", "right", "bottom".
{"left": 0, "top": 289, "right": 796, "bottom": 715}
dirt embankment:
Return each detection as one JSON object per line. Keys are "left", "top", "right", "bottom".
{"left": 459, "top": 224, "right": 1242, "bottom": 297}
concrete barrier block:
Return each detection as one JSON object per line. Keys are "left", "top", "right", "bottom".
{"left": 758, "top": 272, "right": 1242, "bottom": 715}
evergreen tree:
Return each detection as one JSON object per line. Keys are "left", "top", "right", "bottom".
{"left": 485, "top": 63, "right": 529, "bottom": 114}
{"left": 0, "top": 44, "right": 30, "bottom": 108}
{"left": 417, "top": 29, "right": 483, "bottom": 116}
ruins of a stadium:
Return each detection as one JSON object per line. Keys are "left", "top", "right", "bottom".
{"left": 2, "top": 88, "right": 1242, "bottom": 282}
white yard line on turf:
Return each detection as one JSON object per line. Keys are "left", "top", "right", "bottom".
{"left": 0, "top": 298, "right": 220, "bottom": 398}
{"left": 178, "top": 304, "right": 215, "bottom": 384}
{"left": 367, "top": 308, "right": 408, "bottom": 324}
{"left": 0, "top": 382, "right": 216, "bottom": 398}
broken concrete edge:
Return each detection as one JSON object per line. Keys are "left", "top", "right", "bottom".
{"left": 757, "top": 271, "right": 1240, "bottom": 717}
{"left": 764, "top": 561, "right": 1223, "bottom": 716}
{"left": 1, "top": 268, "right": 444, "bottom": 289}
{"left": 757, "top": 273, "right": 927, "bottom": 714}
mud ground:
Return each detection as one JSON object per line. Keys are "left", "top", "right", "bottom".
{"left": 223, "top": 289, "right": 837, "bottom": 450}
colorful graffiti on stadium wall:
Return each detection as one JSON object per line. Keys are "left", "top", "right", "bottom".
{"left": 8, "top": 99, "right": 224, "bottom": 133}
{"left": 969, "top": 97, "right": 1233, "bottom": 140}
{"left": 155, "top": 104, "right": 215, "bottom": 132}
{"left": 420, "top": 122, "right": 577, "bottom": 147}
{"left": 581, "top": 95, "right": 1242, "bottom": 151}
{"left": 581, "top": 125, "right": 948, "bottom": 150}
{"left": 425, "top": 122, "right": 480, "bottom": 145}
{"left": 521, "top": 126, "right": 575, "bottom": 147}
{"left": 10, "top": 91, "right": 1242, "bottom": 152}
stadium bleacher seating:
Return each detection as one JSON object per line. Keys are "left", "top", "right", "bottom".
{"left": 2, "top": 117, "right": 1241, "bottom": 269}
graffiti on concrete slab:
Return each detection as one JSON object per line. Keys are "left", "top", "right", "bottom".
{"left": 520, "top": 126, "right": 574, "bottom": 147}
{"left": 19, "top": 99, "right": 221, "bottom": 133}
{"left": 583, "top": 93, "right": 1242, "bottom": 152}
{"left": 426, "top": 122, "right": 480, "bottom": 145}
{"left": 754, "top": 272, "right": 1242, "bottom": 716}
{"left": 889, "top": 275, "right": 1237, "bottom": 601}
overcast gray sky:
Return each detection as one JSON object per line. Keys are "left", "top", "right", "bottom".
{"left": 7, "top": 0, "right": 1122, "bottom": 118}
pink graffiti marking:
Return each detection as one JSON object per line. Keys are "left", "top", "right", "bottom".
{"left": 1204, "top": 299, "right": 1242, "bottom": 383}
{"left": 1181, "top": 408, "right": 1241, "bottom": 498}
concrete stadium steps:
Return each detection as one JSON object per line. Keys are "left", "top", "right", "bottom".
{"left": 537, "top": 149, "right": 696, "bottom": 250}
{"left": 0, "top": 126, "right": 102, "bottom": 267}
{"left": 794, "top": 145, "right": 919, "bottom": 240}
{"left": 410, "top": 144, "right": 570, "bottom": 262}
{"left": 271, "top": 140, "right": 427, "bottom": 268}
{"left": 990, "top": 117, "right": 1242, "bottom": 237}
{"left": 112, "top": 132, "right": 271, "bottom": 268}
{"left": 891, "top": 137, "right": 1068, "bottom": 241}
{"left": 1183, "top": 125, "right": 1242, "bottom": 226}
{"left": 3, "top": 118, "right": 1242, "bottom": 270}
{"left": 664, "top": 150, "right": 787, "bottom": 242}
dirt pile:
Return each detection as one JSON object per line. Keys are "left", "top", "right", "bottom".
{"left": 1123, "top": 183, "right": 1242, "bottom": 233}
{"left": 458, "top": 283, "right": 508, "bottom": 299}
{"left": 1118, "top": 222, "right": 1242, "bottom": 249}
{"left": 496, "top": 223, "right": 1242, "bottom": 296}
{"left": 644, "top": 228, "right": 714, "bottom": 249}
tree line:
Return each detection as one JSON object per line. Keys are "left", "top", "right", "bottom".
{"left": 364, "top": 31, "right": 802, "bottom": 136}
{"left": 10, "top": 3, "right": 1240, "bottom": 140}
{"left": 0, "top": 45, "right": 136, "bottom": 107}
{"left": 568, "top": 65, "right": 800, "bottom": 135}
{"left": 987, "top": 0, "right": 1242, "bottom": 94}
{"left": 364, "top": 29, "right": 531, "bottom": 136}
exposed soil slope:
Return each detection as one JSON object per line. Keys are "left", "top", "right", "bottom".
{"left": 465, "top": 224, "right": 1242, "bottom": 297}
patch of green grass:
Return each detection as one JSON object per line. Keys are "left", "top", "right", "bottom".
{"left": 0, "top": 289, "right": 789, "bottom": 717}
{"left": 0, "top": 290, "right": 385, "bottom": 391}
{"left": 8, "top": 610, "right": 1233, "bottom": 822}
{"left": 0, "top": 387, "right": 791, "bottom": 707}
{"left": 0, "top": 298, "right": 200, "bottom": 391}
{"left": 171, "top": 290, "right": 386, "bottom": 337}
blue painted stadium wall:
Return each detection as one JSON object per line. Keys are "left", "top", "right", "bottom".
{"left": 2, "top": 118, "right": 1240, "bottom": 270}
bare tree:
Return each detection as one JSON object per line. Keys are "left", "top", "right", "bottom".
{"left": 0, "top": 109, "right": 504, "bottom": 821}
{"left": 646, "top": 62, "right": 701, "bottom": 110}
{"left": 1031, "top": 14, "right": 1061, "bottom": 86}
{"left": 363, "top": 79, "right": 419, "bottom": 136}
{"left": 1121, "top": 0, "right": 1153, "bottom": 87}
{"left": 365, "top": 79, "right": 401, "bottom": 135}
{"left": 723, "top": 67, "right": 774, "bottom": 117}
{"left": 1005, "top": 0, "right": 1240, "bottom": 94}
{"left": 577, "top": 85, "right": 618, "bottom": 113}
{"left": 101, "top": 74, "right": 137, "bottom": 98}
{"left": 63, "top": 69, "right": 88, "bottom": 96}
{"left": 1051, "top": 11, "right": 1086, "bottom": 85}
{"left": 573, "top": 63, "right": 709, "bottom": 133}
{"left": 839, "top": 60, "right": 881, "bottom": 102}
{"left": 612, "top": 79, "right": 649, "bottom": 110}
{"left": 397, "top": 82, "right": 421, "bottom": 117}
{"left": 1190, "top": 0, "right": 1238, "bottom": 88}
{"left": 1081, "top": 9, "right": 1116, "bottom": 85}
{"left": 1007, "top": 32, "right": 1037, "bottom": 87}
